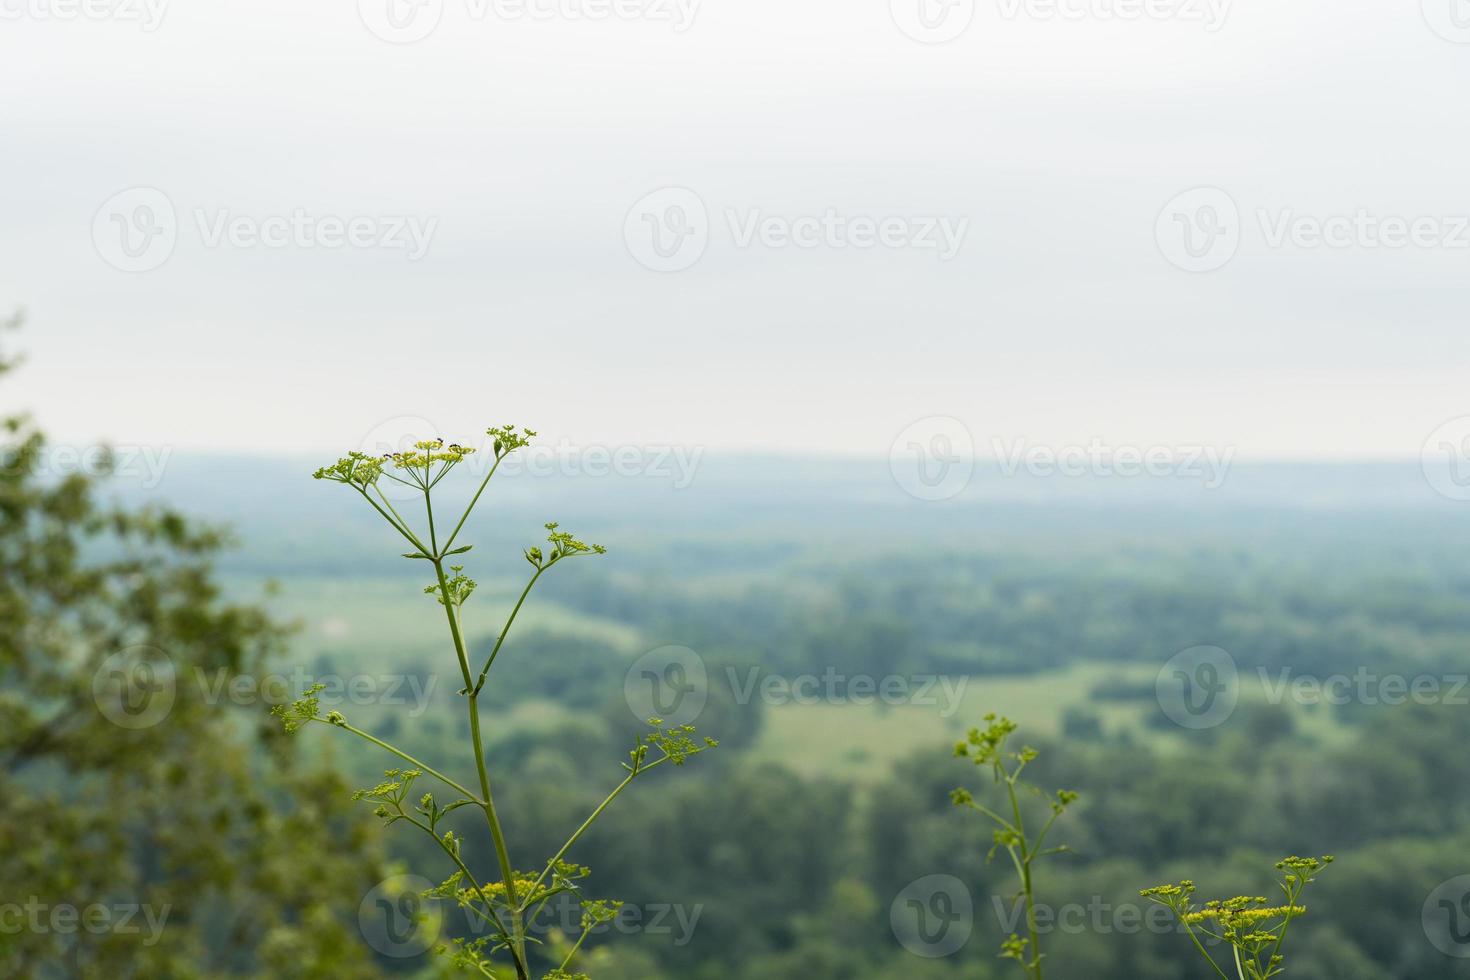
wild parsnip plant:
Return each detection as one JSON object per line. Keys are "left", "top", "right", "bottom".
{"left": 1140, "top": 855, "right": 1335, "bottom": 980}
{"left": 275, "top": 428, "right": 717, "bottom": 980}
{"left": 951, "top": 715, "right": 1078, "bottom": 979}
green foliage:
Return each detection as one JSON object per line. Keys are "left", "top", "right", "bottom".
{"left": 953, "top": 715, "right": 1079, "bottom": 979}
{"left": 0, "top": 315, "right": 387, "bottom": 977}
{"left": 295, "top": 425, "right": 716, "bottom": 978}
{"left": 1142, "top": 856, "right": 1335, "bottom": 980}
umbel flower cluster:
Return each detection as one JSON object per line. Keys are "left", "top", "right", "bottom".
{"left": 1141, "top": 855, "right": 1335, "bottom": 980}
{"left": 278, "top": 425, "right": 717, "bottom": 980}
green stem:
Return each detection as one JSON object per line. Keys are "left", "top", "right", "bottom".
{"left": 432, "top": 556, "right": 526, "bottom": 976}
{"left": 529, "top": 760, "right": 667, "bottom": 895}
{"left": 473, "top": 566, "right": 547, "bottom": 694}
{"left": 442, "top": 456, "right": 505, "bottom": 554}
{"left": 559, "top": 927, "right": 593, "bottom": 971}
{"left": 1003, "top": 771, "right": 1042, "bottom": 980}
{"left": 401, "top": 812, "right": 512, "bottom": 940}
{"left": 355, "top": 486, "right": 429, "bottom": 555}
{"left": 314, "top": 718, "right": 480, "bottom": 803}
{"left": 1177, "top": 915, "right": 1234, "bottom": 980}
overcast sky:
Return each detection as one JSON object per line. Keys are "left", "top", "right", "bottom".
{"left": 2, "top": 0, "right": 1468, "bottom": 462}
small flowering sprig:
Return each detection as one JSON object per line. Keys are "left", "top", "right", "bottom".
{"left": 1141, "top": 855, "right": 1335, "bottom": 980}
{"left": 284, "top": 424, "right": 717, "bottom": 979}
{"left": 951, "top": 715, "right": 1078, "bottom": 980}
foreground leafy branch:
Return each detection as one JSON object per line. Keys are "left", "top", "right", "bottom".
{"left": 274, "top": 427, "right": 717, "bottom": 979}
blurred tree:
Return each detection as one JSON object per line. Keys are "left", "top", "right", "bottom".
{"left": 0, "top": 315, "right": 387, "bottom": 978}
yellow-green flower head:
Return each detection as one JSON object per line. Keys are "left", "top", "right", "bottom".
{"left": 312, "top": 451, "right": 384, "bottom": 487}
{"left": 388, "top": 438, "right": 477, "bottom": 471}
